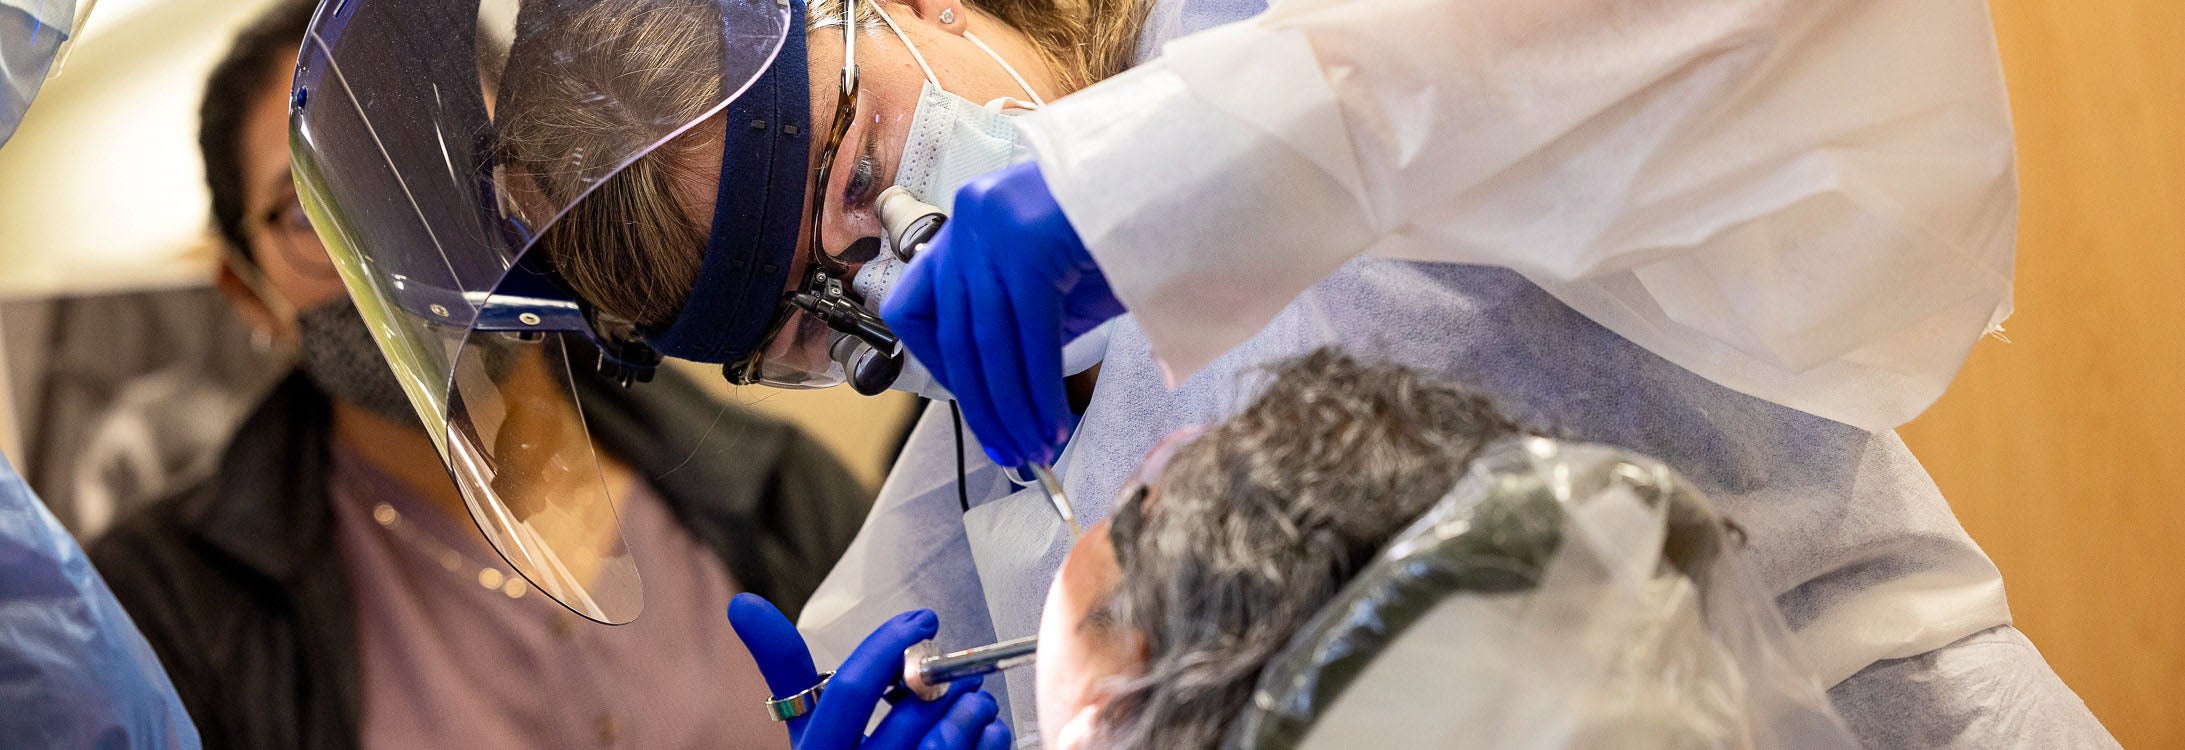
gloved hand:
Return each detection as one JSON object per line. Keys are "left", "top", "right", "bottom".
{"left": 881, "top": 161, "right": 1125, "bottom": 469}
{"left": 726, "top": 594, "right": 1011, "bottom": 750}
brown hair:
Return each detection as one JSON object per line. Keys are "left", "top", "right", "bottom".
{"left": 809, "top": 0, "right": 1153, "bottom": 92}
{"left": 495, "top": 0, "right": 728, "bottom": 329}
{"left": 1092, "top": 349, "right": 1520, "bottom": 748}
{"left": 501, "top": 0, "right": 1154, "bottom": 331}
{"left": 1077, "top": 0, "right": 1158, "bottom": 85}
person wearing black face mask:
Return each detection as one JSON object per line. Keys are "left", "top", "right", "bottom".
{"left": 86, "top": 4, "right": 875, "bottom": 748}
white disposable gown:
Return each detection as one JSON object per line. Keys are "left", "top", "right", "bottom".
{"left": 802, "top": 0, "right": 2118, "bottom": 746}
{"left": 0, "top": 454, "right": 201, "bottom": 747}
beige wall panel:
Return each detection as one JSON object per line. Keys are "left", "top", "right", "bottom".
{"left": 667, "top": 361, "right": 921, "bottom": 491}
{"left": 1900, "top": 1, "right": 2185, "bottom": 747}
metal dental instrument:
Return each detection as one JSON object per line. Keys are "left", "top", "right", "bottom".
{"left": 999, "top": 463, "right": 1080, "bottom": 538}
{"left": 901, "top": 636, "right": 1039, "bottom": 701}
{"left": 1029, "top": 464, "right": 1080, "bottom": 539}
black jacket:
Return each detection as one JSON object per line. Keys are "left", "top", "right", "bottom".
{"left": 90, "top": 371, "right": 870, "bottom": 750}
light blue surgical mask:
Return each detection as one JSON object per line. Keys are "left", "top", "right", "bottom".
{"left": 892, "top": 82, "right": 1034, "bottom": 214}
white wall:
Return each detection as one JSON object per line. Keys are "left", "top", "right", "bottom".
{"left": 0, "top": 0, "right": 287, "bottom": 299}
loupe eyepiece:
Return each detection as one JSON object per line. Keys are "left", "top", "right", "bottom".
{"left": 877, "top": 186, "right": 947, "bottom": 261}
{"left": 790, "top": 268, "right": 904, "bottom": 396}
{"left": 832, "top": 335, "right": 904, "bottom": 396}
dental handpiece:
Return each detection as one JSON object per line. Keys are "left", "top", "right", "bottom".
{"left": 901, "top": 636, "right": 1039, "bottom": 701}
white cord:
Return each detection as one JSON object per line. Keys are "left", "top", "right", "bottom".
{"left": 868, "top": 0, "right": 942, "bottom": 87}
{"left": 964, "top": 31, "right": 1045, "bottom": 106}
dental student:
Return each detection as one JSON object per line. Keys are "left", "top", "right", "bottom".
{"left": 287, "top": 0, "right": 2114, "bottom": 746}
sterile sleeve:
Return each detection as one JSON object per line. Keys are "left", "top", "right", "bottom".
{"left": 1014, "top": 0, "right": 2017, "bottom": 431}
{"left": 0, "top": 454, "right": 201, "bottom": 749}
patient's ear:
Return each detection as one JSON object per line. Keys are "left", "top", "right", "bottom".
{"left": 1052, "top": 704, "right": 1103, "bottom": 750}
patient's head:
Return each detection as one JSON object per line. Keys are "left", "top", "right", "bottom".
{"left": 1036, "top": 350, "right": 1520, "bottom": 749}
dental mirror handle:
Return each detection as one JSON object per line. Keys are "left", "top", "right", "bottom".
{"left": 1001, "top": 463, "right": 1082, "bottom": 540}
{"left": 1030, "top": 463, "right": 1081, "bottom": 539}
{"left": 901, "top": 636, "right": 1039, "bottom": 701}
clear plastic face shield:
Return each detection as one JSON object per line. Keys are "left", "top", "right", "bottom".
{"left": 289, "top": 0, "right": 798, "bottom": 623}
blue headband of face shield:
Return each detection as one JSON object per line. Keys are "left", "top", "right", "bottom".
{"left": 641, "top": 0, "right": 812, "bottom": 364}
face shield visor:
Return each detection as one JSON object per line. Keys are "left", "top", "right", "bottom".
{"left": 289, "top": 0, "right": 807, "bottom": 624}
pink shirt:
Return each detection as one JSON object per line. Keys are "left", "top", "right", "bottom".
{"left": 328, "top": 446, "right": 789, "bottom": 749}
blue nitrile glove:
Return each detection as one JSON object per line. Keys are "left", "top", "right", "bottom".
{"left": 727, "top": 594, "right": 1012, "bottom": 750}
{"left": 880, "top": 161, "right": 1124, "bottom": 470}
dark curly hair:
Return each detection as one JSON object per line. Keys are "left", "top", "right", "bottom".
{"left": 1090, "top": 348, "right": 1519, "bottom": 749}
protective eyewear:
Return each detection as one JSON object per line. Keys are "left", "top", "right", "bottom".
{"left": 723, "top": 0, "right": 906, "bottom": 396}
{"left": 260, "top": 196, "right": 342, "bottom": 282}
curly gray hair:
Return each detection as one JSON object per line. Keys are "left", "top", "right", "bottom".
{"left": 1089, "top": 348, "right": 1519, "bottom": 749}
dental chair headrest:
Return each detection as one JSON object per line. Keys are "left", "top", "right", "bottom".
{"left": 1220, "top": 436, "right": 1836, "bottom": 750}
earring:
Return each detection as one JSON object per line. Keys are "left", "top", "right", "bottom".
{"left": 938, "top": 8, "right": 956, "bottom": 24}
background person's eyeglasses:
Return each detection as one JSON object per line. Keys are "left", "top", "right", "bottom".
{"left": 259, "top": 197, "right": 342, "bottom": 281}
